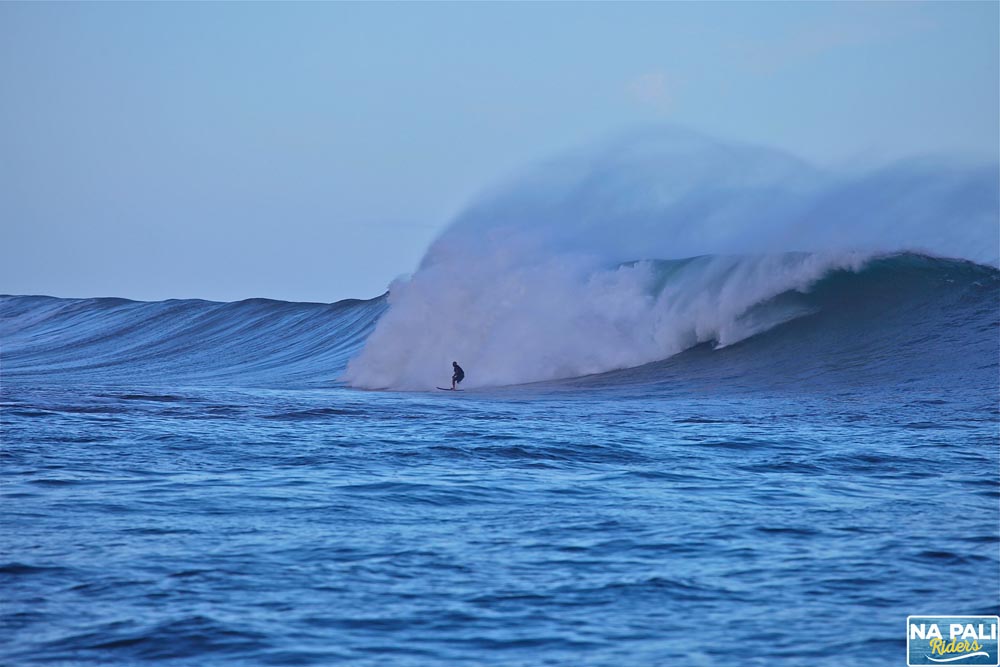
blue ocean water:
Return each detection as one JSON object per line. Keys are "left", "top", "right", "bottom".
{"left": 2, "top": 254, "right": 998, "bottom": 666}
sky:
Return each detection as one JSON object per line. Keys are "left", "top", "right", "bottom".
{"left": 1, "top": 2, "right": 997, "bottom": 303}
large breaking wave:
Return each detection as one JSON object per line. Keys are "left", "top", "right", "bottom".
{"left": 2, "top": 128, "right": 997, "bottom": 392}
{"left": 1, "top": 254, "right": 996, "bottom": 391}
{"left": 343, "top": 128, "right": 998, "bottom": 389}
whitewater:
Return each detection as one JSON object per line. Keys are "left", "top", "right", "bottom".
{"left": 344, "top": 128, "right": 998, "bottom": 389}
{"left": 2, "top": 129, "right": 998, "bottom": 666}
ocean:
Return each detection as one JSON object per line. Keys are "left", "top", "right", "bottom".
{"left": 2, "top": 252, "right": 998, "bottom": 666}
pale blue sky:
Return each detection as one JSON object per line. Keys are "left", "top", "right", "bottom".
{"left": 2, "top": 2, "right": 997, "bottom": 302}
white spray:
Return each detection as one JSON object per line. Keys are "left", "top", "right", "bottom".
{"left": 345, "top": 127, "right": 998, "bottom": 389}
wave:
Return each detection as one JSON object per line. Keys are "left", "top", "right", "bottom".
{"left": 2, "top": 254, "right": 996, "bottom": 393}
{"left": 344, "top": 128, "right": 998, "bottom": 389}
{"left": 2, "top": 128, "right": 996, "bottom": 392}
{"left": 343, "top": 252, "right": 997, "bottom": 389}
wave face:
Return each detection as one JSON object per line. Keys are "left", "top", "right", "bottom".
{"left": 0, "top": 295, "right": 385, "bottom": 387}
{"left": 3, "top": 253, "right": 995, "bottom": 394}
{"left": 344, "top": 128, "right": 998, "bottom": 389}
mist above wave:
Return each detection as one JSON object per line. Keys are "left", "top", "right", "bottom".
{"left": 344, "top": 127, "right": 998, "bottom": 390}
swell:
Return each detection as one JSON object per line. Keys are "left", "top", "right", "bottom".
{"left": 1, "top": 254, "right": 996, "bottom": 392}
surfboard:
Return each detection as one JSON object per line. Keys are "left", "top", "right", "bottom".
{"left": 436, "top": 387, "right": 463, "bottom": 391}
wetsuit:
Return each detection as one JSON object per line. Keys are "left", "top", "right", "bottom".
{"left": 452, "top": 364, "right": 465, "bottom": 385}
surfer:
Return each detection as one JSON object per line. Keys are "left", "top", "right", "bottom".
{"left": 451, "top": 361, "right": 465, "bottom": 390}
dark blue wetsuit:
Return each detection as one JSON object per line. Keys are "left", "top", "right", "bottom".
{"left": 452, "top": 363, "right": 465, "bottom": 388}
